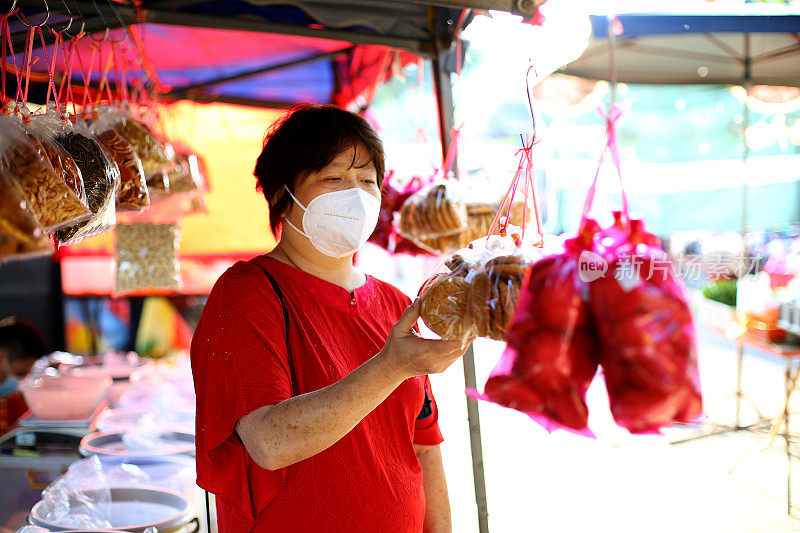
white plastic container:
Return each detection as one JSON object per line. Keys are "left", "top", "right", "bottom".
{"left": 28, "top": 486, "right": 196, "bottom": 532}
{"left": 80, "top": 429, "right": 196, "bottom": 459}
{"left": 19, "top": 374, "right": 112, "bottom": 420}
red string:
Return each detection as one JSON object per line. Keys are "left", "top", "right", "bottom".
{"left": 22, "top": 27, "right": 36, "bottom": 106}
{"left": 77, "top": 43, "right": 97, "bottom": 110}
{"left": 0, "top": 12, "right": 12, "bottom": 108}
{"left": 37, "top": 26, "right": 62, "bottom": 116}
{"left": 440, "top": 127, "right": 460, "bottom": 178}
{"left": 95, "top": 44, "right": 115, "bottom": 105}
{"left": 580, "top": 105, "right": 629, "bottom": 230}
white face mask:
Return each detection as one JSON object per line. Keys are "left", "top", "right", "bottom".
{"left": 282, "top": 186, "right": 381, "bottom": 258}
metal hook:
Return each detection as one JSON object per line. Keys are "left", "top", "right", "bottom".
{"left": 16, "top": 0, "right": 51, "bottom": 27}
{"left": 4, "top": 1, "right": 17, "bottom": 15}
{"left": 88, "top": 0, "right": 109, "bottom": 42}
{"left": 63, "top": 0, "right": 85, "bottom": 38}
{"left": 105, "top": 0, "right": 128, "bottom": 44}
{"left": 45, "top": 0, "right": 74, "bottom": 33}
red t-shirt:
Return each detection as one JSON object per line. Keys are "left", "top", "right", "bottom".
{"left": 191, "top": 255, "right": 443, "bottom": 533}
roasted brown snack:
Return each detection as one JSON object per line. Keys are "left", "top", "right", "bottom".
{"left": 55, "top": 130, "right": 119, "bottom": 243}
{"left": 489, "top": 282, "right": 506, "bottom": 341}
{"left": 6, "top": 135, "right": 90, "bottom": 232}
{"left": 97, "top": 129, "right": 149, "bottom": 210}
{"left": 0, "top": 170, "right": 51, "bottom": 261}
{"left": 469, "top": 271, "right": 493, "bottom": 337}
{"left": 420, "top": 273, "right": 471, "bottom": 339}
{"left": 26, "top": 133, "right": 86, "bottom": 205}
{"left": 116, "top": 119, "right": 171, "bottom": 180}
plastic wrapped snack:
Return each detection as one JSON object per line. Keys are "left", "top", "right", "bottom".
{"left": 483, "top": 221, "right": 601, "bottom": 431}
{"left": 54, "top": 122, "right": 120, "bottom": 244}
{"left": 0, "top": 115, "right": 91, "bottom": 233}
{"left": 419, "top": 227, "right": 541, "bottom": 341}
{"left": 0, "top": 170, "right": 52, "bottom": 261}
{"left": 91, "top": 106, "right": 149, "bottom": 211}
{"left": 114, "top": 114, "right": 172, "bottom": 185}
{"left": 116, "top": 222, "right": 181, "bottom": 294}
{"left": 369, "top": 173, "right": 432, "bottom": 256}
{"left": 398, "top": 180, "right": 468, "bottom": 253}
{"left": 590, "top": 218, "right": 702, "bottom": 434}
{"left": 24, "top": 110, "right": 88, "bottom": 208}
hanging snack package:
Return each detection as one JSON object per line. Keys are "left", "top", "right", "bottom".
{"left": 54, "top": 120, "right": 120, "bottom": 245}
{"left": 0, "top": 170, "right": 52, "bottom": 261}
{"left": 91, "top": 106, "right": 150, "bottom": 211}
{"left": 114, "top": 112, "right": 173, "bottom": 189}
{"left": 369, "top": 173, "right": 432, "bottom": 256}
{"left": 418, "top": 225, "right": 542, "bottom": 342}
{"left": 482, "top": 221, "right": 601, "bottom": 432}
{"left": 590, "top": 218, "right": 702, "bottom": 434}
{"left": 115, "top": 222, "right": 182, "bottom": 294}
{"left": 398, "top": 179, "right": 469, "bottom": 255}
{"left": 24, "top": 107, "right": 89, "bottom": 209}
{"left": 0, "top": 114, "right": 91, "bottom": 233}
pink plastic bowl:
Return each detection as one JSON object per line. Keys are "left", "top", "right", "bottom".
{"left": 19, "top": 373, "right": 112, "bottom": 420}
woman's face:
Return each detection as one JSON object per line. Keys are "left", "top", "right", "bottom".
{"left": 285, "top": 144, "right": 381, "bottom": 220}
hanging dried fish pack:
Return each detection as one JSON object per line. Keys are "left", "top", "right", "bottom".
{"left": 54, "top": 119, "right": 121, "bottom": 245}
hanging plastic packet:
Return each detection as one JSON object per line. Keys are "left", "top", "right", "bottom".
{"left": 22, "top": 105, "right": 88, "bottom": 209}
{"left": 398, "top": 179, "right": 469, "bottom": 254}
{"left": 590, "top": 218, "right": 702, "bottom": 434}
{"left": 483, "top": 221, "right": 601, "bottom": 432}
{"left": 418, "top": 139, "right": 544, "bottom": 342}
{"left": 115, "top": 222, "right": 182, "bottom": 294}
{"left": 90, "top": 105, "right": 150, "bottom": 211}
{"left": 0, "top": 113, "right": 91, "bottom": 233}
{"left": 54, "top": 118, "right": 120, "bottom": 244}
{"left": 113, "top": 110, "right": 173, "bottom": 188}
{"left": 0, "top": 169, "right": 52, "bottom": 262}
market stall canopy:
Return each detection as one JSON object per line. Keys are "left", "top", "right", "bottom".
{"left": 559, "top": 12, "right": 800, "bottom": 86}
{"left": 9, "top": 0, "right": 545, "bottom": 108}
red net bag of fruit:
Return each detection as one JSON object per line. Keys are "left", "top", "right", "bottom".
{"left": 587, "top": 107, "right": 701, "bottom": 433}
{"left": 480, "top": 136, "right": 599, "bottom": 431}
{"left": 590, "top": 216, "right": 702, "bottom": 433}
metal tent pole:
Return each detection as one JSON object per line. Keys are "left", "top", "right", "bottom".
{"left": 432, "top": 48, "right": 490, "bottom": 533}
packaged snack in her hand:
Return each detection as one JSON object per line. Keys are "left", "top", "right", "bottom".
{"left": 590, "top": 218, "right": 702, "bottom": 433}
{"left": 483, "top": 220, "right": 601, "bottom": 431}
{"left": 418, "top": 227, "right": 540, "bottom": 342}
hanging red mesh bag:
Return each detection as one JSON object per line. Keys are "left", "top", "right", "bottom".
{"left": 484, "top": 220, "right": 600, "bottom": 432}
{"left": 590, "top": 218, "right": 702, "bottom": 433}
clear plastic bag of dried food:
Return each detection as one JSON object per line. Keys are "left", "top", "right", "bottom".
{"left": 0, "top": 113, "right": 91, "bottom": 233}
{"left": 91, "top": 105, "right": 150, "bottom": 211}
{"left": 418, "top": 226, "right": 543, "bottom": 342}
{"left": 22, "top": 106, "right": 89, "bottom": 210}
{"left": 54, "top": 119, "right": 121, "bottom": 245}
{"left": 111, "top": 108, "right": 173, "bottom": 188}
{"left": 115, "top": 222, "right": 182, "bottom": 294}
{"left": 0, "top": 169, "right": 52, "bottom": 262}
{"left": 397, "top": 179, "right": 469, "bottom": 255}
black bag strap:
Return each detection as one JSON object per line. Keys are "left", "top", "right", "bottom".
{"left": 253, "top": 262, "right": 299, "bottom": 396}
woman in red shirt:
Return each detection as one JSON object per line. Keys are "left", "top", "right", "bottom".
{"left": 191, "top": 105, "right": 470, "bottom": 532}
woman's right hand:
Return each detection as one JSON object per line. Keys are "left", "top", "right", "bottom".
{"left": 379, "top": 299, "right": 473, "bottom": 380}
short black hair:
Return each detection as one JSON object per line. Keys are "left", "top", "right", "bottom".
{"left": 0, "top": 317, "right": 50, "bottom": 363}
{"left": 254, "top": 104, "right": 385, "bottom": 235}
